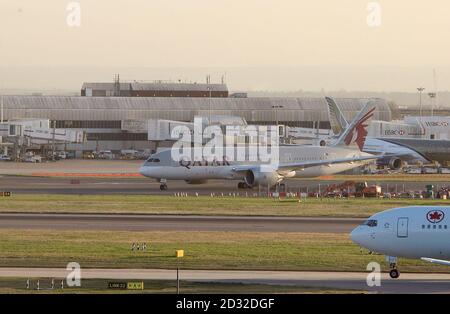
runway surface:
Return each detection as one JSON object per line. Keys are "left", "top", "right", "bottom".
{"left": 1, "top": 268, "right": 449, "bottom": 293}
{"left": 0, "top": 213, "right": 362, "bottom": 233}
{"left": 0, "top": 175, "right": 440, "bottom": 195}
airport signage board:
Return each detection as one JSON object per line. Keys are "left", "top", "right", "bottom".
{"left": 127, "top": 282, "right": 144, "bottom": 290}
{"left": 0, "top": 192, "right": 11, "bottom": 197}
{"left": 122, "top": 119, "right": 148, "bottom": 133}
{"left": 108, "top": 281, "right": 144, "bottom": 290}
{"left": 108, "top": 282, "right": 127, "bottom": 290}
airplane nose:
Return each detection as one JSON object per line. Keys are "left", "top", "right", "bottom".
{"left": 139, "top": 166, "right": 147, "bottom": 177}
{"left": 350, "top": 226, "right": 363, "bottom": 246}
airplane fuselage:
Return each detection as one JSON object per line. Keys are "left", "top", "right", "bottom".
{"left": 351, "top": 206, "right": 450, "bottom": 260}
{"left": 140, "top": 145, "right": 373, "bottom": 182}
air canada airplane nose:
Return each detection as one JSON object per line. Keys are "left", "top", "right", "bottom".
{"left": 350, "top": 226, "right": 364, "bottom": 246}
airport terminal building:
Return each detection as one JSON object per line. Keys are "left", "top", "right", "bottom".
{"left": 1, "top": 94, "right": 391, "bottom": 157}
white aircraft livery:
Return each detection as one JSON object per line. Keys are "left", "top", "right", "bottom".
{"left": 351, "top": 206, "right": 450, "bottom": 278}
{"left": 140, "top": 101, "right": 380, "bottom": 190}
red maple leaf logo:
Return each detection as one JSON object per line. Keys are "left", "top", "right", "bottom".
{"left": 344, "top": 108, "right": 375, "bottom": 151}
{"left": 429, "top": 211, "right": 442, "bottom": 221}
{"left": 427, "top": 210, "right": 445, "bottom": 223}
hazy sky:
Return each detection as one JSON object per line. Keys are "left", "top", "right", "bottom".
{"left": 0, "top": 1, "right": 449, "bottom": 91}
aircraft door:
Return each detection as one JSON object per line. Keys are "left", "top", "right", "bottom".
{"left": 397, "top": 217, "right": 409, "bottom": 238}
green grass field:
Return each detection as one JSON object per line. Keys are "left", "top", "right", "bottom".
{"left": 1, "top": 194, "right": 449, "bottom": 217}
{"left": 0, "top": 230, "right": 446, "bottom": 273}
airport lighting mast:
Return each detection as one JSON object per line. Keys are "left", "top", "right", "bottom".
{"left": 428, "top": 92, "right": 436, "bottom": 117}
{"left": 271, "top": 105, "right": 283, "bottom": 126}
{"left": 206, "top": 75, "right": 212, "bottom": 124}
{"left": 272, "top": 105, "right": 283, "bottom": 144}
{"left": 417, "top": 87, "right": 425, "bottom": 118}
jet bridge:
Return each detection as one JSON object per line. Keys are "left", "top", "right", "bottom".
{"left": 0, "top": 119, "right": 85, "bottom": 158}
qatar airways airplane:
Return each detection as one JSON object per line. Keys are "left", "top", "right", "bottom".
{"left": 140, "top": 101, "right": 380, "bottom": 190}
{"left": 351, "top": 206, "right": 450, "bottom": 278}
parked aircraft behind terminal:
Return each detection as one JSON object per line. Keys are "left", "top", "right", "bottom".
{"left": 140, "top": 102, "right": 380, "bottom": 190}
{"left": 351, "top": 206, "right": 450, "bottom": 279}
{"left": 326, "top": 97, "right": 430, "bottom": 170}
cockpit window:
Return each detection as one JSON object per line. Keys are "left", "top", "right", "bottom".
{"left": 145, "top": 158, "right": 160, "bottom": 163}
{"left": 363, "top": 219, "right": 378, "bottom": 227}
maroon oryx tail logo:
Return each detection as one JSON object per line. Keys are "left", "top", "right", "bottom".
{"left": 344, "top": 107, "right": 375, "bottom": 151}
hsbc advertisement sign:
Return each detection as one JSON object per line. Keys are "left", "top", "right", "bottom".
{"left": 384, "top": 129, "right": 406, "bottom": 136}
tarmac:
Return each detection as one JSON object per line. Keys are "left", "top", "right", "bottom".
{"left": 1, "top": 268, "right": 450, "bottom": 293}
{"left": 0, "top": 213, "right": 362, "bottom": 233}
{"left": 1, "top": 173, "right": 445, "bottom": 196}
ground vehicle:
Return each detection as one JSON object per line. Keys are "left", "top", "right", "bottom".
{"left": 56, "top": 151, "right": 68, "bottom": 159}
{"left": 24, "top": 153, "right": 42, "bottom": 163}
{"left": 83, "top": 152, "right": 95, "bottom": 159}
{"left": 355, "top": 182, "right": 382, "bottom": 197}
{"left": 0, "top": 154, "right": 11, "bottom": 161}
{"left": 121, "top": 150, "right": 139, "bottom": 160}
{"left": 96, "top": 150, "right": 114, "bottom": 159}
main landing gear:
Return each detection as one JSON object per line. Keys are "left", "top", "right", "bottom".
{"left": 237, "top": 182, "right": 252, "bottom": 189}
{"left": 387, "top": 256, "right": 400, "bottom": 279}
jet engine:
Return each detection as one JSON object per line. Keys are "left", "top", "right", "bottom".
{"left": 388, "top": 158, "right": 404, "bottom": 170}
{"left": 377, "top": 157, "right": 404, "bottom": 170}
{"left": 244, "top": 169, "right": 281, "bottom": 187}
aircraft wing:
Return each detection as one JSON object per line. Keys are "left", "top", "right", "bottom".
{"left": 277, "top": 155, "right": 378, "bottom": 171}
{"left": 421, "top": 257, "right": 450, "bottom": 266}
{"left": 231, "top": 155, "right": 378, "bottom": 173}
{"left": 364, "top": 151, "right": 414, "bottom": 158}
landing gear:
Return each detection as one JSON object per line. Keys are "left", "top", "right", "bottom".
{"left": 389, "top": 268, "right": 400, "bottom": 279}
{"left": 238, "top": 182, "right": 252, "bottom": 189}
{"left": 387, "top": 256, "right": 400, "bottom": 279}
{"left": 159, "top": 179, "right": 168, "bottom": 191}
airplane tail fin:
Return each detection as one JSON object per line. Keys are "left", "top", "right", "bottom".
{"left": 325, "top": 97, "right": 349, "bottom": 136}
{"left": 332, "top": 101, "right": 376, "bottom": 151}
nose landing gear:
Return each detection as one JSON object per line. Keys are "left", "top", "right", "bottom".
{"left": 386, "top": 256, "right": 400, "bottom": 279}
{"left": 389, "top": 268, "right": 400, "bottom": 279}
{"left": 159, "top": 179, "right": 168, "bottom": 191}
